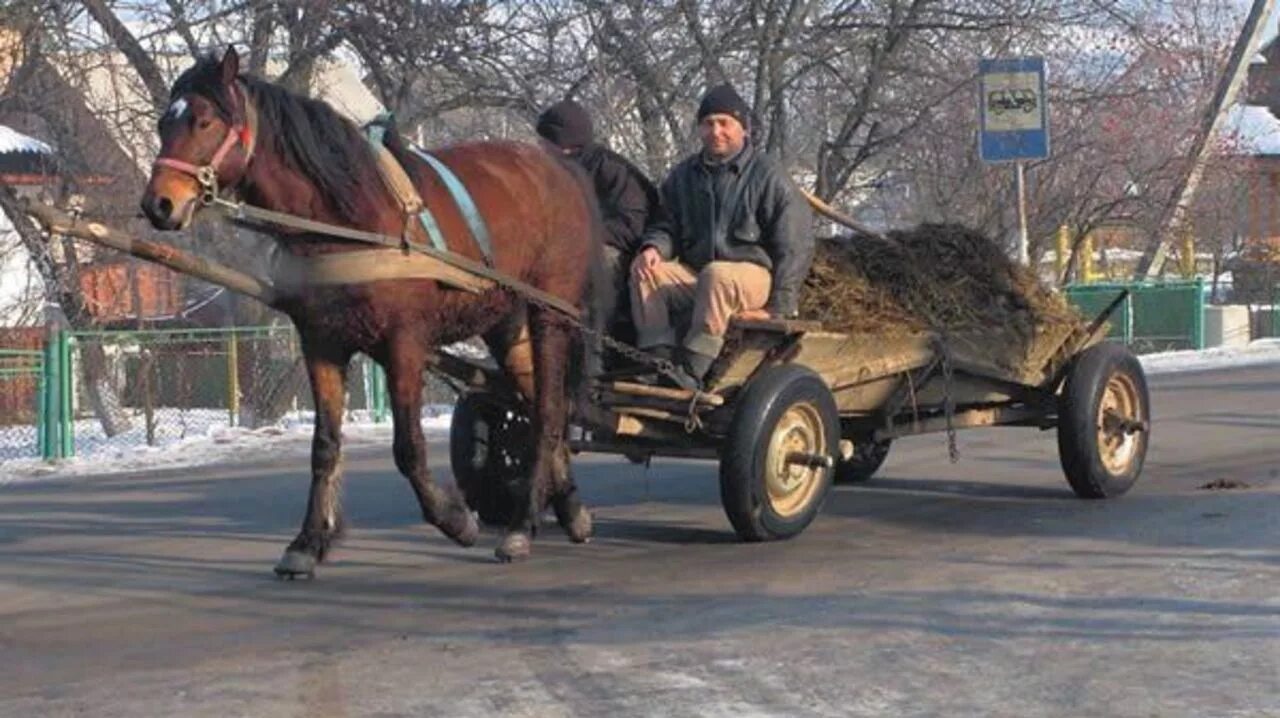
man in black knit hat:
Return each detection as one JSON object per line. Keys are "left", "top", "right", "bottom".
{"left": 631, "top": 83, "right": 814, "bottom": 386}
{"left": 536, "top": 99, "right": 662, "bottom": 338}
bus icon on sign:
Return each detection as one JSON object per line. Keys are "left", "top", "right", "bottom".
{"left": 979, "top": 57, "right": 1048, "bottom": 162}
{"left": 987, "top": 88, "right": 1038, "bottom": 116}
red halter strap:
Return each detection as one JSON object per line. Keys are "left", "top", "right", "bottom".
{"left": 152, "top": 85, "right": 254, "bottom": 203}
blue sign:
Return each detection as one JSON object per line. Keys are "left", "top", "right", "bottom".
{"left": 979, "top": 57, "right": 1049, "bottom": 162}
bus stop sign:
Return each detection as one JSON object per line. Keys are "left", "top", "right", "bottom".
{"left": 979, "top": 57, "right": 1049, "bottom": 163}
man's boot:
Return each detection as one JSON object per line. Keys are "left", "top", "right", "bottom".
{"left": 680, "top": 347, "right": 717, "bottom": 385}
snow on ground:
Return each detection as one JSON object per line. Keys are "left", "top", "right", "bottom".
{"left": 1138, "top": 338, "right": 1280, "bottom": 376}
{"left": 1, "top": 406, "right": 453, "bottom": 485}
{"left": 4, "top": 341, "right": 1280, "bottom": 483}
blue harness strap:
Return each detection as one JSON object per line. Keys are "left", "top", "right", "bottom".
{"left": 408, "top": 147, "right": 495, "bottom": 267}
{"left": 361, "top": 118, "right": 493, "bottom": 265}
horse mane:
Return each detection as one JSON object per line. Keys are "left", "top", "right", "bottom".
{"left": 170, "top": 55, "right": 385, "bottom": 223}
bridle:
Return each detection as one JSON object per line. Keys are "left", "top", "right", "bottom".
{"left": 152, "top": 82, "right": 257, "bottom": 206}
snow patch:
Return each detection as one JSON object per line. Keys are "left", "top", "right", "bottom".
{"left": 1, "top": 405, "right": 455, "bottom": 484}
{"left": 1139, "top": 339, "right": 1280, "bottom": 375}
{"left": 0, "top": 125, "right": 53, "bottom": 155}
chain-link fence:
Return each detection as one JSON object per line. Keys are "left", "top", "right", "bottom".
{"left": 2, "top": 324, "right": 465, "bottom": 466}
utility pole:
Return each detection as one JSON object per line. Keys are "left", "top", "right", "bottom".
{"left": 1134, "top": 0, "right": 1277, "bottom": 278}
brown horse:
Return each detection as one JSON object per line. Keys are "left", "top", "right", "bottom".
{"left": 141, "top": 47, "right": 602, "bottom": 574}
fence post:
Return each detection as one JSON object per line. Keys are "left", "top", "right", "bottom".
{"left": 372, "top": 363, "right": 388, "bottom": 423}
{"left": 1274, "top": 284, "right": 1280, "bottom": 338}
{"left": 1080, "top": 233, "right": 1096, "bottom": 283}
{"left": 40, "top": 333, "right": 58, "bottom": 461}
{"left": 58, "top": 330, "right": 74, "bottom": 458}
{"left": 227, "top": 330, "right": 240, "bottom": 427}
{"left": 1122, "top": 289, "right": 1134, "bottom": 346}
{"left": 35, "top": 360, "right": 46, "bottom": 459}
{"left": 1055, "top": 225, "right": 1070, "bottom": 282}
{"left": 1193, "top": 276, "right": 1206, "bottom": 350}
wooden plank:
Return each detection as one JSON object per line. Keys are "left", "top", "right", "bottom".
{"left": 873, "top": 404, "right": 1048, "bottom": 441}
{"left": 596, "top": 393, "right": 718, "bottom": 414}
{"left": 570, "top": 440, "right": 717, "bottom": 460}
{"left": 604, "top": 380, "right": 724, "bottom": 406}
{"left": 611, "top": 406, "right": 688, "bottom": 424}
{"left": 833, "top": 376, "right": 902, "bottom": 414}
{"left": 611, "top": 413, "right": 700, "bottom": 442}
{"left": 728, "top": 317, "right": 825, "bottom": 333}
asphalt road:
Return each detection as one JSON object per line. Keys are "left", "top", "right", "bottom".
{"left": 1, "top": 365, "right": 1277, "bottom": 717}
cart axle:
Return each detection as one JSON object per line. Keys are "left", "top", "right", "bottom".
{"left": 785, "top": 451, "right": 835, "bottom": 470}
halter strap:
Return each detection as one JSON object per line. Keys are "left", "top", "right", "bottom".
{"left": 152, "top": 83, "right": 256, "bottom": 203}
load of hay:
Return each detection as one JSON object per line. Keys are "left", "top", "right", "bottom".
{"left": 799, "top": 223, "right": 1084, "bottom": 340}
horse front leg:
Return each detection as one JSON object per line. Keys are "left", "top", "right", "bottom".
{"left": 275, "top": 349, "right": 350, "bottom": 579}
{"left": 496, "top": 312, "right": 591, "bottom": 561}
{"left": 387, "top": 344, "right": 479, "bottom": 548}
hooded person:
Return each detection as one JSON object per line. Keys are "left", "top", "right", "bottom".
{"left": 536, "top": 99, "right": 663, "bottom": 341}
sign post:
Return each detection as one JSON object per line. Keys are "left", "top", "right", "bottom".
{"left": 979, "top": 57, "right": 1049, "bottom": 265}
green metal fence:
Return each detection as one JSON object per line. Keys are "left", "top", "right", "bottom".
{"left": 1273, "top": 284, "right": 1280, "bottom": 338}
{"left": 0, "top": 325, "right": 462, "bottom": 466}
{"left": 1065, "top": 279, "right": 1205, "bottom": 353}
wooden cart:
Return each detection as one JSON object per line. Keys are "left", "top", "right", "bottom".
{"left": 446, "top": 294, "right": 1151, "bottom": 542}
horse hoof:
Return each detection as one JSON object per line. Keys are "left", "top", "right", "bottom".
{"left": 495, "top": 532, "right": 532, "bottom": 563}
{"left": 565, "top": 509, "right": 594, "bottom": 544}
{"left": 274, "top": 550, "right": 317, "bottom": 580}
{"left": 441, "top": 509, "right": 480, "bottom": 548}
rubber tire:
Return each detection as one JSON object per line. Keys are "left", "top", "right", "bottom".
{"left": 720, "top": 365, "right": 839, "bottom": 541}
{"left": 449, "top": 392, "right": 526, "bottom": 526}
{"left": 1057, "top": 342, "right": 1150, "bottom": 499}
{"left": 833, "top": 438, "right": 892, "bottom": 484}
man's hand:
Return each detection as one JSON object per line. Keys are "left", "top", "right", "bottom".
{"left": 630, "top": 246, "right": 662, "bottom": 283}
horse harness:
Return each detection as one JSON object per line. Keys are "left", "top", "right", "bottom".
{"left": 152, "top": 94, "right": 687, "bottom": 387}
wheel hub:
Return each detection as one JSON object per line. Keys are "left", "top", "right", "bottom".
{"left": 1097, "top": 372, "right": 1142, "bottom": 475}
{"left": 765, "top": 403, "right": 827, "bottom": 517}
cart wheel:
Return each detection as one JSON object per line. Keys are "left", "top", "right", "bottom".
{"left": 1057, "top": 343, "right": 1150, "bottom": 499}
{"left": 720, "top": 365, "right": 839, "bottom": 541}
{"left": 450, "top": 392, "right": 529, "bottom": 526}
{"left": 834, "top": 437, "right": 892, "bottom": 484}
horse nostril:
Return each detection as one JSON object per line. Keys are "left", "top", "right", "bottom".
{"left": 142, "top": 195, "right": 176, "bottom": 226}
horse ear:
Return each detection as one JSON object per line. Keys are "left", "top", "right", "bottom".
{"left": 219, "top": 46, "right": 240, "bottom": 86}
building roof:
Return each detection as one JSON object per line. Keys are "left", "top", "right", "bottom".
{"left": 1221, "top": 103, "right": 1280, "bottom": 155}
{"left": 0, "top": 124, "right": 52, "bottom": 154}
{"left": 0, "top": 123, "right": 56, "bottom": 183}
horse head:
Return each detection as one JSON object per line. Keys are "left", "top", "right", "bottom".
{"left": 142, "top": 47, "right": 256, "bottom": 230}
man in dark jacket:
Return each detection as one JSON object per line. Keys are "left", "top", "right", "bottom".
{"left": 631, "top": 84, "right": 814, "bottom": 384}
{"left": 536, "top": 99, "right": 662, "bottom": 336}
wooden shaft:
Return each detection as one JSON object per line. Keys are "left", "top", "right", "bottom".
{"left": 801, "top": 188, "right": 897, "bottom": 246}
{"left": 20, "top": 199, "right": 277, "bottom": 305}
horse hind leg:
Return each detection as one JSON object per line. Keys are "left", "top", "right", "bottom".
{"left": 486, "top": 310, "right": 591, "bottom": 544}
{"left": 387, "top": 343, "right": 479, "bottom": 548}
{"left": 276, "top": 348, "right": 350, "bottom": 579}
{"left": 495, "top": 309, "right": 592, "bottom": 561}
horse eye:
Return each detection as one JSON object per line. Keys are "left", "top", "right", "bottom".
{"left": 197, "top": 118, "right": 212, "bottom": 130}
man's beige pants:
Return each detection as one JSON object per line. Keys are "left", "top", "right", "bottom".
{"left": 631, "top": 260, "right": 772, "bottom": 358}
